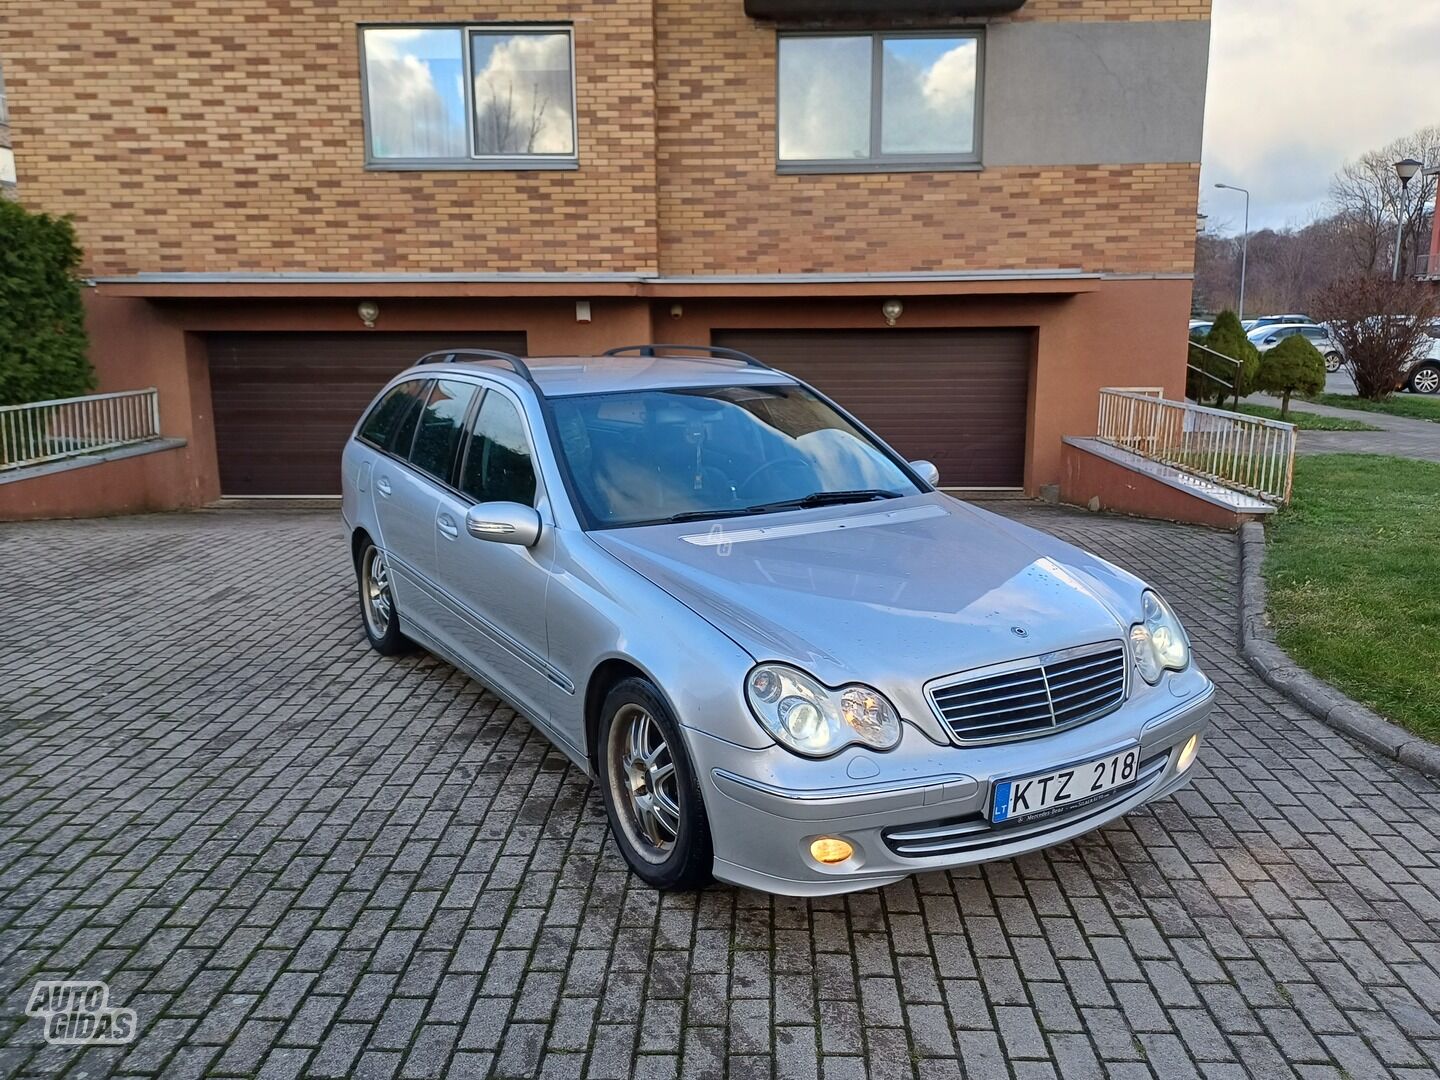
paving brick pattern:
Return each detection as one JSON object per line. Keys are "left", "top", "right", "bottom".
{"left": 2, "top": 505, "right": 1439, "bottom": 1080}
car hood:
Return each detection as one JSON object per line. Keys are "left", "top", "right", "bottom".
{"left": 590, "top": 495, "right": 1143, "bottom": 727}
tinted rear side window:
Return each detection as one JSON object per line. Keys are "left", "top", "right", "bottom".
{"left": 410, "top": 379, "right": 479, "bottom": 482}
{"left": 459, "top": 392, "right": 538, "bottom": 506}
{"left": 360, "top": 379, "right": 430, "bottom": 453}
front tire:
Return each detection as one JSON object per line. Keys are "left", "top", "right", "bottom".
{"left": 1324, "top": 352, "right": 1343, "bottom": 374}
{"left": 357, "top": 540, "right": 411, "bottom": 655}
{"left": 1409, "top": 364, "right": 1440, "bottom": 395}
{"left": 597, "top": 678, "right": 714, "bottom": 891}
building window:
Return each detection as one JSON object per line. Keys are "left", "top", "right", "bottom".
{"left": 360, "top": 25, "right": 577, "bottom": 170}
{"left": 777, "top": 32, "right": 982, "bottom": 173}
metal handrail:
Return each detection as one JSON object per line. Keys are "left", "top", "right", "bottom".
{"left": 1097, "top": 388, "right": 1296, "bottom": 504}
{"left": 0, "top": 388, "right": 162, "bottom": 471}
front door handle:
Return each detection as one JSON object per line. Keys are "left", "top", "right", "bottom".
{"left": 437, "top": 514, "right": 460, "bottom": 540}
{"left": 376, "top": 476, "right": 392, "bottom": 498}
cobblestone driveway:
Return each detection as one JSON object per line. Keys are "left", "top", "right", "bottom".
{"left": 2, "top": 506, "right": 1439, "bottom": 1080}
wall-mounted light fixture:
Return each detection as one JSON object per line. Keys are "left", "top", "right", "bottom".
{"left": 670, "top": 304, "right": 684, "bottom": 320}
{"left": 575, "top": 301, "right": 593, "bottom": 323}
{"left": 357, "top": 300, "right": 379, "bottom": 328}
{"left": 882, "top": 299, "right": 904, "bottom": 327}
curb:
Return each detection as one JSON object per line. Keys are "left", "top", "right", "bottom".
{"left": 1238, "top": 522, "right": 1440, "bottom": 777}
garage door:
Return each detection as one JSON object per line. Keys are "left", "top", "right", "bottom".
{"left": 712, "top": 329, "right": 1032, "bottom": 488}
{"left": 208, "top": 332, "right": 527, "bottom": 495}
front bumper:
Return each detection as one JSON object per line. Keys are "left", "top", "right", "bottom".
{"left": 692, "top": 674, "right": 1215, "bottom": 897}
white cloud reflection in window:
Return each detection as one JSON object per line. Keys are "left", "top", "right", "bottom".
{"left": 778, "top": 36, "right": 872, "bottom": 161}
{"left": 881, "top": 37, "right": 977, "bottom": 156}
{"left": 472, "top": 32, "right": 575, "bottom": 156}
{"left": 363, "top": 28, "right": 468, "bottom": 159}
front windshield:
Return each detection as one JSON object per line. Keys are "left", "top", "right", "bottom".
{"left": 550, "top": 384, "right": 923, "bottom": 528}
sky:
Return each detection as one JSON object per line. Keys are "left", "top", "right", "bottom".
{"left": 1200, "top": 0, "right": 1440, "bottom": 234}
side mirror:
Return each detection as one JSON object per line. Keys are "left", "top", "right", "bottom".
{"left": 465, "top": 502, "right": 542, "bottom": 547}
{"left": 909, "top": 460, "right": 940, "bottom": 487}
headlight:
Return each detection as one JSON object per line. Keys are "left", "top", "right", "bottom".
{"left": 745, "top": 664, "right": 901, "bottom": 757}
{"left": 1129, "top": 590, "right": 1191, "bottom": 684}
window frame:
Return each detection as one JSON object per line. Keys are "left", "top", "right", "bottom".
{"left": 775, "top": 29, "right": 985, "bottom": 175}
{"left": 358, "top": 22, "right": 580, "bottom": 172}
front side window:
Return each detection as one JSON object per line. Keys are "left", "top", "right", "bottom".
{"left": 778, "top": 32, "right": 981, "bottom": 171}
{"left": 550, "top": 384, "right": 921, "bottom": 528}
{"left": 361, "top": 25, "right": 577, "bottom": 168}
{"left": 460, "top": 392, "right": 538, "bottom": 506}
{"left": 410, "top": 380, "right": 479, "bottom": 481}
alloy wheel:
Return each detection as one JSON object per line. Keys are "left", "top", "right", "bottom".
{"left": 363, "top": 547, "right": 394, "bottom": 637}
{"left": 609, "top": 704, "right": 681, "bottom": 862}
{"left": 1413, "top": 367, "right": 1440, "bottom": 395}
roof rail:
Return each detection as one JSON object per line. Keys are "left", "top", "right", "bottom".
{"left": 415, "top": 349, "right": 537, "bottom": 385}
{"left": 602, "top": 344, "right": 771, "bottom": 370}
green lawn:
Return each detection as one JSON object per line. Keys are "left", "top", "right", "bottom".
{"left": 1304, "top": 392, "right": 1440, "bottom": 424}
{"left": 1235, "top": 403, "right": 1380, "bottom": 431}
{"left": 1265, "top": 454, "right": 1440, "bottom": 742}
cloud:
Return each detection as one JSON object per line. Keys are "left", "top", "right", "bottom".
{"left": 884, "top": 41, "right": 977, "bottom": 154}
{"left": 1201, "top": 0, "right": 1440, "bottom": 232}
{"left": 364, "top": 29, "right": 466, "bottom": 159}
{"left": 472, "top": 33, "right": 574, "bottom": 156}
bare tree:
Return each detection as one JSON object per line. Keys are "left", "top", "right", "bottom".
{"left": 477, "top": 79, "right": 551, "bottom": 155}
{"left": 1311, "top": 275, "right": 1440, "bottom": 399}
{"left": 1329, "top": 125, "right": 1440, "bottom": 274}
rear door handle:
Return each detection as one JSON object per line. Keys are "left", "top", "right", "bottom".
{"left": 376, "top": 476, "right": 392, "bottom": 498}
{"left": 437, "top": 514, "right": 460, "bottom": 540}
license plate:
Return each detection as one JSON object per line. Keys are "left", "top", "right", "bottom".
{"left": 991, "top": 746, "right": 1141, "bottom": 824}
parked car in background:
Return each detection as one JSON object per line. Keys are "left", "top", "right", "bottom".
{"left": 1400, "top": 323, "right": 1440, "bottom": 394}
{"left": 341, "top": 345, "right": 1215, "bottom": 897}
{"left": 1188, "top": 320, "right": 1213, "bottom": 339}
{"left": 1248, "top": 314, "right": 1317, "bottom": 329}
{"left": 1248, "top": 323, "right": 1344, "bottom": 373}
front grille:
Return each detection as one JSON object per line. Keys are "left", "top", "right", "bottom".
{"left": 883, "top": 750, "right": 1169, "bottom": 859}
{"left": 929, "top": 641, "right": 1128, "bottom": 744}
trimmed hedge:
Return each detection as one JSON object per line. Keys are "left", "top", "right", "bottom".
{"left": 0, "top": 200, "right": 94, "bottom": 406}
{"left": 1187, "top": 310, "right": 1259, "bottom": 406}
{"left": 1255, "top": 334, "right": 1326, "bottom": 418}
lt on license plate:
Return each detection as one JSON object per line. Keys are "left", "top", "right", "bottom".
{"left": 991, "top": 746, "right": 1141, "bottom": 824}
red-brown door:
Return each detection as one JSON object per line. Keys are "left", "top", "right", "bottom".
{"left": 208, "top": 332, "right": 527, "bottom": 495}
{"left": 712, "top": 329, "right": 1032, "bottom": 488}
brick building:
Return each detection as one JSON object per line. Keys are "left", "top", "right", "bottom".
{"left": 3, "top": 0, "right": 1211, "bottom": 504}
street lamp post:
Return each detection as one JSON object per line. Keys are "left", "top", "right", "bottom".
{"left": 1215, "top": 183, "right": 1250, "bottom": 321}
{"left": 1392, "top": 158, "right": 1424, "bottom": 282}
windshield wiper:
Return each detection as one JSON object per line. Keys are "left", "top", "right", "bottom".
{"left": 659, "top": 490, "right": 901, "bottom": 527}
{"left": 738, "top": 489, "right": 903, "bottom": 515}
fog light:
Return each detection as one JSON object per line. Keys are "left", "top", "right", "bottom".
{"left": 810, "top": 837, "right": 854, "bottom": 865}
{"left": 1176, "top": 734, "right": 1200, "bottom": 773}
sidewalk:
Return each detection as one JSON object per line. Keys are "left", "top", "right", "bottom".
{"left": 1253, "top": 393, "right": 1440, "bottom": 463}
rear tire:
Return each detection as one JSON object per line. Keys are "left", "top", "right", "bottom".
{"left": 1324, "top": 352, "right": 1343, "bottom": 374}
{"left": 597, "top": 677, "right": 714, "bottom": 892}
{"left": 1408, "top": 364, "right": 1440, "bottom": 395}
{"left": 357, "top": 540, "right": 411, "bottom": 655}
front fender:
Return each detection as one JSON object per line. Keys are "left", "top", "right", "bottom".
{"left": 547, "top": 530, "right": 773, "bottom": 755}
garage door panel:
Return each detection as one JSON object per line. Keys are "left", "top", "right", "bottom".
{"left": 209, "top": 332, "right": 527, "bottom": 496}
{"left": 712, "top": 329, "right": 1031, "bottom": 488}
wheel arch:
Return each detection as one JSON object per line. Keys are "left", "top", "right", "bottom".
{"left": 583, "top": 657, "right": 657, "bottom": 775}
{"left": 351, "top": 526, "right": 374, "bottom": 569}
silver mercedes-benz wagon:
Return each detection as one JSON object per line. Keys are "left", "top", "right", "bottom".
{"left": 340, "top": 345, "right": 1214, "bottom": 896}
